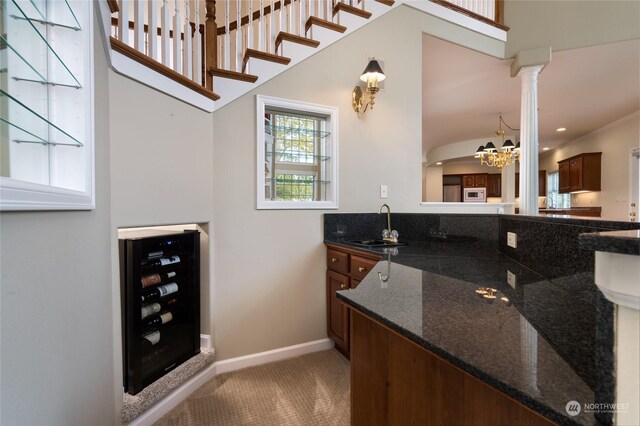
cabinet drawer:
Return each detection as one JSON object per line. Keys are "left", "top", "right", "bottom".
{"left": 327, "top": 249, "right": 349, "bottom": 274}
{"left": 351, "top": 255, "right": 378, "bottom": 280}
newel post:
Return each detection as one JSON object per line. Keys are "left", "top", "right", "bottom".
{"left": 205, "top": 0, "right": 217, "bottom": 90}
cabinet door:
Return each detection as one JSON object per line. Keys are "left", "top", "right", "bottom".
{"left": 487, "top": 174, "right": 501, "bottom": 197}
{"left": 462, "top": 175, "right": 476, "bottom": 188}
{"left": 474, "top": 174, "right": 487, "bottom": 188}
{"left": 559, "top": 161, "right": 571, "bottom": 193}
{"left": 538, "top": 170, "right": 547, "bottom": 196}
{"left": 570, "top": 157, "right": 583, "bottom": 191}
{"left": 327, "top": 270, "right": 350, "bottom": 354}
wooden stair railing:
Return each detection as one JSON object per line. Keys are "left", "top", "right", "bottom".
{"left": 107, "top": 0, "right": 506, "bottom": 103}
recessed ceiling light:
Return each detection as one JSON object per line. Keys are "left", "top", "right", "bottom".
{"left": 542, "top": 147, "right": 550, "bottom": 151}
{"left": 556, "top": 127, "right": 566, "bottom": 132}
{"left": 436, "top": 162, "right": 443, "bottom": 165}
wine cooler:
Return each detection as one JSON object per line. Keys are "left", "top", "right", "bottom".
{"left": 119, "top": 229, "right": 200, "bottom": 395}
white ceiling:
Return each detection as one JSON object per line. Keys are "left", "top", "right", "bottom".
{"left": 422, "top": 36, "right": 640, "bottom": 160}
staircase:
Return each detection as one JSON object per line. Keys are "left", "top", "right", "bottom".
{"left": 99, "top": 0, "right": 506, "bottom": 112}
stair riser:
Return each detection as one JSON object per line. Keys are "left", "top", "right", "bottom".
{"left": 277, "top": 39, "right": 318, "bottom": 59}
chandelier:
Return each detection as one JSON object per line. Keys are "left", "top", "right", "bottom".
{"left": 474, "top": 115, "right": 520, "bottom": 169}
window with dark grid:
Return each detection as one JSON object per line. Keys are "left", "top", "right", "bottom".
{"left": 264, "top": 110, "right": 328, "bottom": 202}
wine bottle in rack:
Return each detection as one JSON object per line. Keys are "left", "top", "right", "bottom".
{"left": 141, "top": 271, "right": 177, "bottom": 288}
{"left": 144, "top": 255, "right": 181, "bottom": 268}
{"left": 142, "top": 330, "right": 160, "bottom": 345}
{"left": 144, "top": 311, "right": 173, "bottom": 328}
{"left": 140, "top": 283, "right": 178, "bottom": 303}
{"left": 141, "top": 302, "right": 161, "bottom": 319}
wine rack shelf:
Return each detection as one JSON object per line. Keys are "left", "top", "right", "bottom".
{"left": 119, "top": 229, "right": 200, "bottom": 395}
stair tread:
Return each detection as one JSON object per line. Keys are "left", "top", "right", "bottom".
{"left": 305, "top": 16, "right": 347, "bottom": 35}
{"left": 275, "top": 32, "right": 321, "bottom": 51}
{"left": 243, "top": 48, "right": 291, "bottom": 73}
{"left": 208, "top": 67, "right": 259, "bottom": 83}
{"left": 333, "top": 3, "right": 372, "bottom": 19}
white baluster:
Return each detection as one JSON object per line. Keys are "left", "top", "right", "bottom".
{"left": 279, "top": 0, "right": 286, "bottom": 38}
{"left": 133, "top": 0, "right": 144, "bottom": 51}
{"left": 288, "top": 0, "right": 294, "bottom": 34}
{"left": 269, "top": 0, "right": 274, "bottom": 54}
{"left": 326, "top": 0, "right": 331, "bottom": 22}
{"left": 299, "top": 0, "right": 305, "bottom": 37}
{"left": 236, "top": 0, "right": 242, "bottom": 72}
{"left": 173, "top": 0, "right": 182, "bottom": 73}
{"left": 161, "top": 0, "right": 171, "bottom": 67}
{"left": 258, "top": 0, "right": 264, "bottom": 52}
{"left": 119, "top": 0, "right": 130, "bottom": 44}
{"left": 148, "top": 0, "right": 158, "bottom": 60}
{"left": 224, "top": 0, "right": 230, "bottom": 69}
{"left": 247, "top": 0, "right": 253, "bottom": 51}
{"left": 194, "top": 4, "right": 202, "bottom": 83}
{"left": 184, "top": 0, "right": 192, "bottom": 78}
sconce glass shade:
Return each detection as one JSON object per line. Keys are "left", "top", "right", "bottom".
{"left": 360, "top": 59, "right": 386, "bottom": 84}
{"left": 475, "top": 146, "right": 485, "bottom": 158}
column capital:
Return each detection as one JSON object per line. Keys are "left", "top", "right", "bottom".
{"left": 511, "top": 47, "right": 551, "bottom": 77}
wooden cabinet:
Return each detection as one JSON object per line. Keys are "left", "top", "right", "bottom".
{"left": 515, "top": 170, "right": 547, "bottom": 197}
{"left": 487, "top": 174, "right": 501, "bottom": 197}
{"left": 558, "top": 153, "right": 601, "bottom": 193}
{"left": 350, "top": 310, "right": 554, "bottom": 426}
{"left": 326, "top": 244, "right": 381, "bottom": 358}
{"left": 462, "top": 174, "right": 487, "bottom": 188}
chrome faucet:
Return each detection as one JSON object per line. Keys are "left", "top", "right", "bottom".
{"left": 378, "top": 203, "right": 398, "bottom": 243}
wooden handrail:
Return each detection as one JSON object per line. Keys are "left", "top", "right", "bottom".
{"left": 110, "top": 36, "right": 220, "bottom": 101}
{"left": 110, "top": 17, "right": 198, "bottom": 40}
{"left": 430, "top": 0, "right": 509, "bottom": 30}
{"left": 107, "top": 0, "right": 119, "bottom": 14}
{"left": 217, "top": 0, "right": 295, "bottom": 36}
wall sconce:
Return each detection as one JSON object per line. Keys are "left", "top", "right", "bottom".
{"left": 352, "top": 59, "right": 386, "bottom": 116}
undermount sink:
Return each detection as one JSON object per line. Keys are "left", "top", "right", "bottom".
{"left": 350, "top": 239, "right": 408, "bottom": 247}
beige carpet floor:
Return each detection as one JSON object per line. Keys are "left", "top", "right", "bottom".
{"left": 153, "top": 349, "right": 350, "bottom": 426}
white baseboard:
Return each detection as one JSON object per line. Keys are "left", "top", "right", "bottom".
{"left": 214, "top": 338, "right": 334, "bottom": 375}
{"left": 127, "top": 338, "right": 334, "bottom": 425}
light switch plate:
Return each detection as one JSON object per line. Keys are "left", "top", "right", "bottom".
{"left": 380, "top": 185, "right": 388, "bottom": 199}
{"left": 507, "top": 270, "right": 517, "bottom": 288}
{"left": 507, "top": 232, "right": 517, "bottom": 248}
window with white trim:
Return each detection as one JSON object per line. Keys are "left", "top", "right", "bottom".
{"left": 0, "top": 0, "right": 94, "bottom": 210}
{"left": 256, "top": 95, "right": 338, "bottom": 209}
{"left": 547, "top": 171, "right": 570, "bottom": 209}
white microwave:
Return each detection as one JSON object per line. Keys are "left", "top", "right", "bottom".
{"left": 463, "top": 187, "right": 487, "bottom": 202}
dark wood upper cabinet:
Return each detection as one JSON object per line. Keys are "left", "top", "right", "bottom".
{"left": 487, "top": 174, "right": 501, "bottom": 197}
{"left": 462, "top": 174, "right": 488, "bottom": 188}
{"left": 558, "top": 153, "right": 601, "bottom": 193}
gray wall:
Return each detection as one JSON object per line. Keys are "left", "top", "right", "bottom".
{"left": 0, "top": 27, "right": 116, "bottom": 425}
{"left": 210, "top": 5, "right": 504, "bottom": 360}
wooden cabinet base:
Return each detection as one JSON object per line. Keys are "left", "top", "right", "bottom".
{"left": 350, "top": 310, "right": 554, "bottom": 426}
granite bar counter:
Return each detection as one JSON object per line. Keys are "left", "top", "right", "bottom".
{"left": 325, "top": 213, "right": 640, "bottom": 426}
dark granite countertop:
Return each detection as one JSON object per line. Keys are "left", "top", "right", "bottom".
{"left": 578, "top": 229, "right": 640, "bottom": 256}
{"left": 327, "top": 238, "right": 598, "bottom": 426}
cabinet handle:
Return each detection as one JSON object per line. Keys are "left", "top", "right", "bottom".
{"left": 358, "top": 266, "right": 366, "bottom": 272}
{"left": 340, "top": 283, "right": 347, "bottom": 290}
{"left": 331, "top": 257, "right": 338, "bottom": 263}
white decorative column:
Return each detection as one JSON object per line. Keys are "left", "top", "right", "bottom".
{"left": 518, "top": 65, "right": 544, "bottom": 215}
